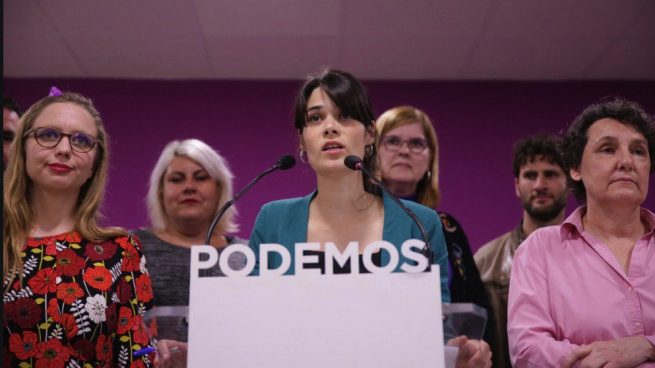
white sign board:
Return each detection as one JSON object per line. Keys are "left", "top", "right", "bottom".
{"left": 188, "top": 245, "right": 445, "bottom": 368}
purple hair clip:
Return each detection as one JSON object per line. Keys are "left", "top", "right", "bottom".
{"left": 48, "top": 86, "right": 63, "bottom": 97}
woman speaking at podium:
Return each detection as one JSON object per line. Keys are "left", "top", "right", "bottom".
{"left": 249, "top": 69, "right": 491, "bottom": 368}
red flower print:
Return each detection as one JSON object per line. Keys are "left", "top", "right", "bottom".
{"left": 60, "top": 231, "right": 81, "bottom": 243}
{"left": 45, "top": 242, "right": 57, "bottom": 256}
{"left": 135, "top": 274, "right": 153, "bottom": 303}
{"left": 131, "top": 360, "right": 146, "bottom": 368}
{"left": 148, "top": 318, "right": 158, "bottom": 338}
{"left": 47, "top": 298, "right": 61, "bottom": 323}
{"left": 133, "top": 329, "right": 149, "bottom": 346}
{"left": 56, "top": 282, "right": 84, "bottom": 304}
{"left": 9, "top": 331, "right": 39, "bottom": 360}
{"left": 6, "top": 298, "right": 41, "bottom": 329}
{"left": 55, "top": 249, "right": 85, "bottom": 277}
{"left": 116, "top": 277, "right": 134, "bottom": 303}
{"left": 59, "top": 313, "right": 79, "bottom": 339}
{"left": 28, "top": 268, "right": 58, "bottom": 294}
{"left": 131, "top": 316, "right": 149, "bottom": 345}
{"left": 105, "top": 303, "right": 117, "bottom": 331}
{"left": 27, "top": 236, "right": 54, "bottom": 248}
{"left": 121, "top": 243, "right": 141, "bottom": 272}
{"left": 36, "top": 338, "right": 70, "bottom": 368}
{"left": 95, "top": 334, "right": 112, "bottom": 362}
{"left": 117, "top": 306, "right": 136, "bottom": 335}
{"left": 116, "top": 236, "right": 134, "bottom": 250}
{"left": 72, "top": 338, "right": 94, "bottom": 361}
{"left": 83, "top": 266, "right": 112, "bottom": 291}
{"left": 84, "top": 241, "right": 118, "bottom": 261}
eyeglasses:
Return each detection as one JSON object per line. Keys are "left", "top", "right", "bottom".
{"left": 380, "top": 136, "right": 429, "bottom": 153}
{"left": 3, "top": 130, "right": 15, "bottom": 143}
{"left": 24, "top": 127, "right": 98, "bottom": 153}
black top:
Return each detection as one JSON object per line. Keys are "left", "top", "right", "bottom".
{"left": 439, "top": 212, "right": 490, "bottom": 307}
{"left": 438, "top": 212, "right": 498, "bottom": 357}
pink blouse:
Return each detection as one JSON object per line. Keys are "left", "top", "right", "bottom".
{"left": 508, "top": 207, "right": 655, "bottom": 367}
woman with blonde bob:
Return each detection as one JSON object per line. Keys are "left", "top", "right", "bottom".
{"left": 376, "top": 107, "right": 441, "bottom": 203}
{"left": 376, "top": 106, "right": 487, "bottom": 301}
{"left": 134, "top": 138, "right": 246, "bottom": 367}
{"left": 3, "top": 90, "right": 154, "bottom": 367}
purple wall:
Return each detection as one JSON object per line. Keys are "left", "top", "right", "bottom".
{"left": 4, "top": 78, "right": 655, "bottom": 251}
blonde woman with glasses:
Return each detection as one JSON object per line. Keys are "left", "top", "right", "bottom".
{"left": 3, "top": 89, "right": 155, "bottom": 368}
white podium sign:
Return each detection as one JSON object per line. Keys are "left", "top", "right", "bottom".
{"left": 188, "top": 245, "right": 445, "bottom": 368}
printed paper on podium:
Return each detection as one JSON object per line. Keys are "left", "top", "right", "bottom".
{"left": 188, "top": 245, "right": 445, "bottom": 368}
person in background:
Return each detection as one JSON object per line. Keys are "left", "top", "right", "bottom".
{"left": 3, "top": 89, "right": 155, "bottom": 367}
{"left": 3, "top": 97, "right": 22, "bottom": 170}
{"left": 375, "top": 105, "right": 494, "bottom": 345}
{"left": 508, "top": 98, "right": 655, "bottom": 367}
{"left": 134, "top": 138, "right": 246, "bottom": 367}
{"left": 474, "top": 133, "right": 568, "bottom": 367}
{"left": 249, "top": 69, "right": 492, "bottom": 368}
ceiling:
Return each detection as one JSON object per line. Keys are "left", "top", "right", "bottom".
{"left": 4, "top": 0, "right": 655, "bottom": 80}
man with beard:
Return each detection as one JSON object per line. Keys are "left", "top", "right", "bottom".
{"left": 474, "top": 134, "right": 568, "bottom": 368}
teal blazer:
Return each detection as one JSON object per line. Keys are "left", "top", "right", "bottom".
{"left": 249, "top": 191, "right": 451, "bottom": 303}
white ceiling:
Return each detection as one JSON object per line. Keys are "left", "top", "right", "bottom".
{"left": 4, "top": 0, "right": 655, "bottom": 80}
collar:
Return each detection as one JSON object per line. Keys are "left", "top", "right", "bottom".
{"left": 560, "top": 206, "right": 655, "bottom": 240}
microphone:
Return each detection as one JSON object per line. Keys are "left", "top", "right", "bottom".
{"left": 344, "top": 155, "right": 433, "bottom": 264}
{"left": 204, "top": 154, "right": 296, "bottom": 244}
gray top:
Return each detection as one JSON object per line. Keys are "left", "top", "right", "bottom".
{"left": 132, "top": 229, "right": 248, "bottom": 341}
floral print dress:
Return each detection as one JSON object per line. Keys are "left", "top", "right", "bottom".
{"left": 3, "top": 231, "right": 155, "bottom": 368}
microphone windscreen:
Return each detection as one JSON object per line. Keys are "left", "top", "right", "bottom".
{"left": 276, "top": 155, "right": 296, "bottom": 170}
{"left": 344, "top": 155, "right": 363, "bottom": 170}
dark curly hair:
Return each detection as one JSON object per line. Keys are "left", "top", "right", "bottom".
{"left": 293, "top": 69, "right": 380, "bottom": 196}
{"left": 559, "top": 97, "right": 655, "bottom": 203}
{"left": 512, "top": 134, "right": 565, "bottom": 178}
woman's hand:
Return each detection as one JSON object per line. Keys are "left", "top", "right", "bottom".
{"left": 154, "top": 339, "right": 188, "bottom": 368}
{"left": 563, "top": 336, "right": 655, "bottom": 368}
{"left": 447, "top": 335, "right": 492, "bottom": 368}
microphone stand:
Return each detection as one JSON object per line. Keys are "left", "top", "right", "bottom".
{"left": 204, "top": 156, "right": 295, "bottom": 244}
{"left": 345, "top": 156, "right": 434, "bottom": 265}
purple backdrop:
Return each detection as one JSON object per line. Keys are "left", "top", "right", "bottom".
{"left": 4, "top": 78, "right": 655, "bottom": 251}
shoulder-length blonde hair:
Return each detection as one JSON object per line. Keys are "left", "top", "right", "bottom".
{"left": 146, "top": 139, "right": 238, "bottom": 235}
{"left": 375, "top": 106, "right": 441, "bottom": 208}
{"left": 3, "top": 92, "right": 126, "bottom": 287}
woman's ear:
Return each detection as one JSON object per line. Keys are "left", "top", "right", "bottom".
{"left": 365, "top": 123, "right": 376, "bottom": 145}
{"left": 297, "top": 131, "right": 306, "bottom": 151}
{"left": 569, "top": 167, "right": 581, "bottom": 182}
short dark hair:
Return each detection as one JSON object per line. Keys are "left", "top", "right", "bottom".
{"left": 293, "top": 69, "right": 380, "bottom": 195}
{"left": 3, "top": 98, "right": 22, "bottom": 116}
{"left": 559, "top": 97, "right": 655, "bottom": 203}
{"left": 512, "top": 134, "right": 565, "bottom": 178}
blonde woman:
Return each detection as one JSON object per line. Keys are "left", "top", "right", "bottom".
{"left": 134, "top": 138, "right": 246, "bottom": 367}
{"left": 3, "top": 89, "right": 155, "bottom": 367}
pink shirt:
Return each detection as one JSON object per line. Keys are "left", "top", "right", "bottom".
{"left": 508, "top": 207, "right": 655, "bottom": 367}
